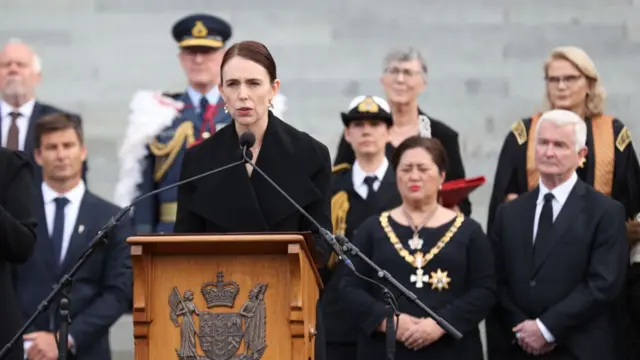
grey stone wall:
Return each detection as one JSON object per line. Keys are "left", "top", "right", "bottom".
{"left": 3, "top": 1, "right": 640, "bottom": 358}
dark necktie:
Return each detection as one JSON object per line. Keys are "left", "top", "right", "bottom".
{"left": 6, "top": 111, "right": 21, "bottom": 150}
{"left": 534, "top": 192, "right": 554, "bottom": 248}
{"left": 51, "top": 197, "right": 70, "bottom": 265}
{"left": 363, "top": 175, "right": 378, "bottom": 201}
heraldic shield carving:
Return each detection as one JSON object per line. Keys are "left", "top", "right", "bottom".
{"left": 168, "top": 271, "right": 268, "bottom": 360}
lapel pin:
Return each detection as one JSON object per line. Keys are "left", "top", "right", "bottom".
{"left": 78, "top": 225, "right": 85, "bottom": 234}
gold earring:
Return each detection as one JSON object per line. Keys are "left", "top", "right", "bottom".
{"left": 223, "top": 104, "right": 228, "bottom": 113}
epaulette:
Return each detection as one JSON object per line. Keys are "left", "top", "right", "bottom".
{"left": 162, "top": 92, "right": 184, "bottom": 100}
{"left": 616, "top": 126, "right": 632, "bottom": 152}
{"left": 332, "top": 162, "right": 351, "bottom": 173}
{"left": 511, "top": 120, "right": 527, "bottom": 145}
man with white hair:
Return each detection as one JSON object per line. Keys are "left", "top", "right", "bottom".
{"left": 490, "top": 109, "right": 628, "bottom": 359}
{"left": 0, "top": 38, "right": 86, "bottom": 183}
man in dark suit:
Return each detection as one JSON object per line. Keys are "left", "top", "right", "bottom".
{"left": 0, "top": 38, "right": 87, "bottom": 183}
{"left": 0, "top": 148, "right": 37, "bottom": 360}
{"left": 489, "top": 109, "right": 629, "bottom": 360}
{"left": 12, "top": 113, "right": 132, "bottom": 360}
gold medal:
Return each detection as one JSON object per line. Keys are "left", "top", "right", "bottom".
{"left": 380, "top": 212, "right": 463, "bottom": 289}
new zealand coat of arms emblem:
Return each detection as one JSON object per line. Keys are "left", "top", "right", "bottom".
{"left": 168, "top": 271, "right": 268, "bottom": 360}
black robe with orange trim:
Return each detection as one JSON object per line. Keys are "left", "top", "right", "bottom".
{"left": 487, "top": 113, "right": 640, "bottom": 232}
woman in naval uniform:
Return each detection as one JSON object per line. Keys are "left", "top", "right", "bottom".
{"left": 174, "top": 40, "right": 331, "bottom": 360}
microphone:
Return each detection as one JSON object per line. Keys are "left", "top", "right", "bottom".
{"left": 238, "top": 131, "right": 353, "bottom": 270}
{"left": 238, "top": 131, "right": 463, "bottom": 354}
{"left": 0, "top": 152, "right": 246, "bottom": 360}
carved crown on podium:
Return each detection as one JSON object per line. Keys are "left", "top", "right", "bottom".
{"left": 201, "top": 271, "right": 240, "bottom": 308}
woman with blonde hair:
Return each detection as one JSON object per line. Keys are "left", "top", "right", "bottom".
{"left": 486, "top": 45, "right": 640, "bottom": 360}
{"left": 488, "top": 45, "right": 640, "bottom": 230}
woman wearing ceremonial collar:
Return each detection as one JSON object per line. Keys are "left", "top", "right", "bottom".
{"left": 174, "top": 40, "right": 332, "bottom": 360}
{"left": 340, "top": 136, "right": 495, "bottom": 360}
{"left": 332, "top": 47, "right": 471, "bottom": 216}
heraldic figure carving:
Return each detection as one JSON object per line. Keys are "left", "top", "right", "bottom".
{"left": 168, "top": 271, "right": 269, "bottom": 360}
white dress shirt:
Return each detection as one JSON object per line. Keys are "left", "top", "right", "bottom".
{"left": 0, "top": 98, "right": 35, "bottom": 150}
{"left": 186, "top": 86, "right": 221, "bottom": 113}
{"left": 530, "top": 172, "right": 578, "bottom": 343}
{"left": 352, "top": 157, "right": 389, "bottom": 200}
{"left": 24, "top": 180, "right": 85, "bottom": 357}
{"left": 41, "top": 180, "right": 86, "bottom": 264}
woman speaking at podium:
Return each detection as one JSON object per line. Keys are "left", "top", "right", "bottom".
{"left": 174, "top": 40, "right": 332, "bottom": 360}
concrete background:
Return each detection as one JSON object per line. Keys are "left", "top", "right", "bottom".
{"left": 3, "top": 0, "right": 640, "bottom": 359}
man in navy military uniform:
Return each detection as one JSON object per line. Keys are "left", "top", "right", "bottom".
{"left": 114, "top": 14, "right": 285, "bottom": 234}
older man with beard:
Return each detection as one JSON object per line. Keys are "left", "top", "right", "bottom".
{"left": 0, "top": 38, "right": 86, "bottom": 183}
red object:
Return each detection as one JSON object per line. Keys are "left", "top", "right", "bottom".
{"left": 187, "top": 103, "right": 221, "bottom": 149}
{"left": 439, "top": 176, "right": 486, "bottom": 208}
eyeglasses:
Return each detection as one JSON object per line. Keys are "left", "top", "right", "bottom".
{"left": 545, "top": 74, "right": 583, "bottom": 86}
{"left": 385, "top": 67, "right": 422, "bottom": 78}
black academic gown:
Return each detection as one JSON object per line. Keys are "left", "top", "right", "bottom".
{"left": 487, "top": 115, "right": 640, "bottom": 231}
{"left": 340, "top": 214, "right": 496, "bottom": 360}
{"left": 322, "top": 164, "right": 402, "bottom": 360}
{"left": 486, "top": 114, "right": 640, "bottom": 360}
{"left": 174, "top": 111, "right": 332, "bottom": 360}
{"left": 333, "top": 110, "right": 471, "bottom": 216}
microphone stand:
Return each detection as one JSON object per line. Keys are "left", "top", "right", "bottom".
{"left": 57, "top": 298, "right": 70, "bottom": 360}
{"left": 0, "top": 158, "right": 246, "bottom": 360}
{"left": 240, "top": 147, "right": 462, "bottom": 360}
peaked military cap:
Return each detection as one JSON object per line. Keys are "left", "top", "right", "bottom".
{"left": 341, "top": 95, "right": 393, "bottom": 127}
{"left": 172, "top": 13, "right": 232, "bottom": 49}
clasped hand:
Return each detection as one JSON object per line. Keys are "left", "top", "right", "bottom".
{"left": 396, "top": 314, "right": 445, "bottom": 351}
{"left": 513, "top": 320, "right": 555, "bottom": 356}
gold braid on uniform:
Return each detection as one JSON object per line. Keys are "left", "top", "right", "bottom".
{"left": 525, "top": 113, "right": 615, "bottom": 195}
{"left": 332, "top": 163, "right": 351, "bottom": 173}
{"left": 148, "top": 121, "right": 196, "bottom": 181}
{"left": 327, "top": 191, "right": 350, "bottom": 269}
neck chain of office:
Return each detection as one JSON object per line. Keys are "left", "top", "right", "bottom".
{"left": 401, "top": 205, "right": 438, "bottom": 250}
{"left": 380, "top": 211, "right": 463, "bottom": 290}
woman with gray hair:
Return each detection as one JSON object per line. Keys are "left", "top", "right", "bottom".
{"left": 486, "top": 45, "right": 640, "bottom": 360}
{"left": 332, "top": 46, "right": 471, "bottom": 216}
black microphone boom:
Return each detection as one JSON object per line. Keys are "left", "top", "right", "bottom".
{"left": 0, "top": 154, "right": 246, "bottom": 360}
{"left": 239, "top": 141, "right": 463, "bottom": 360}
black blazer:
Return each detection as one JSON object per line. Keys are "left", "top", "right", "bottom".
{"left": 175, "top": 111, "right": 332, "bottom": 263}
{"left": 0, "top": 101, "right": 88, "bottom": 183}
{"left": 12, "top": 190, "right": 132, "bottom": 360}
{"left": 175, "top": 112, "right": 332, "bottom": 360}
{"left": 0, "top": 148, "right": 37, "bottom": 360}
{"left": 490, "top": 179, "right": 628, "bottom": 360}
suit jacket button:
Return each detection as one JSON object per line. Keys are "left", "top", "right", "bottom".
{"left": 529, "top": 280, "right": 536, "bottom": 287}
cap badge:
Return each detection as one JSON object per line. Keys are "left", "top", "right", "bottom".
{"left": 357, "top": 97, "right": 379, "bottom": 113}
{"left": 192, "top": 21, "right": 208, "bottom": 38}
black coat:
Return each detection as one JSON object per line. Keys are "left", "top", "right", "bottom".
{"left": 0, "top": 148, "right": 37, "bottom": 360}
{"left": 490, "top": 180, "right": 629, "bottom": 360}
{"left": 175, "top": 111, "right": 332, "bottom": 359}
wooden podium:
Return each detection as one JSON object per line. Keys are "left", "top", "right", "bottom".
{"left": 127, "top": 232, "right": 323, "bottom": 360}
